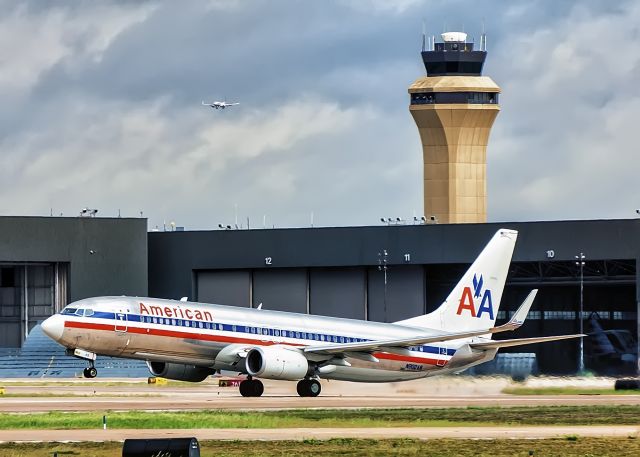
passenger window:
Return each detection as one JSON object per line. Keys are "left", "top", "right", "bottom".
{"left": 172, "top": 319, "right": 176, "bottom": 326}
{"left": 275, "top": 329, "right": 280, "bottom": 337}
{"left": 232, "top": 325, "right": 237, "bottom": 332}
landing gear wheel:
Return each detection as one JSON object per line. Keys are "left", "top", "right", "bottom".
{"left": 83, "top": 367, "right": 97, "bottom": 378}
{"left": 239, "top": 379, "right": 264, "bottom": 397}
{"left": 252, "top": 379, "right": 264, "bottom": 397}
{"left": 297, "top": 379, "right": 321, "bottom": 397}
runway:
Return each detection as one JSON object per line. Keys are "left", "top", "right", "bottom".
{"left": 1, "top": 377, "right": 639, "bottom": 412}
{"left": 1, "top": 425, "right": 638, "bottom": 443}
{"left": 2, "top": 393, "right": 640, "bottom": 412}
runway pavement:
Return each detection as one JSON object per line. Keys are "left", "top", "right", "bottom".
{"left": 1, "top": 377, "right": 639, "bottom": 412}
{"left": 1, "top": 393, "right": 640, "bottom": 412}
{"left": 1, "top": 425, "right": 638, "bottom": 442}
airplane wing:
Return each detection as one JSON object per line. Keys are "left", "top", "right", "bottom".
{"left": 304, "top": 290, "right": 538, "bottom": 356}
{"left": 469, "top": 334, "right": 585, "bottom": 350}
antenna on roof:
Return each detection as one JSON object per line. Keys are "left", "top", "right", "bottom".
{"left": 421, "top": 19, "right": 426, "bottom": 52}
{"left": 481, "top": 18, "right": 487, "bottom": 51}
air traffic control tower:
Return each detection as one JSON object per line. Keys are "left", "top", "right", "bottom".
{"left": 409, "top": 31, "right": 500, "bottom": 223}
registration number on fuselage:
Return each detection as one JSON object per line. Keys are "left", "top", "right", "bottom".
{"left": 404, "top": 363, "right": 424, "bottom": 371}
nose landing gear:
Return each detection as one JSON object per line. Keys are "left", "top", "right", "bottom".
{"left": 83, "top": 365, "right": 98, "bottom": 378}
{"left": 66, "top": 348, "right": 98, "bottom": 378}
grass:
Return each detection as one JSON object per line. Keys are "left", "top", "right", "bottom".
{"left": 0, "top": 406, "right": 638, "bottom": 430}
{"left": 2, "top": 438, "right": 640, "bottom": 457}
{"left": 503, "top": 386, "right": 640, "bottom": 395}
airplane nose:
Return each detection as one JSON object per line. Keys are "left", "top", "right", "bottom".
{"left": 41, "top": 314, "right": 65, "bottom": 342}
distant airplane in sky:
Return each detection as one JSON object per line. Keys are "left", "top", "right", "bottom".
{"left": 41, "top": 229, "right": 583, "bottom": 397}
{"left": 201, "top": 100, "right": 240, "bottom": 110}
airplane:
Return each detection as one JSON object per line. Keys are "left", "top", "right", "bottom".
{"left": 41, "top": 229, "right": 584, "bottom": 397}
{"left": 201, "top": 100, "right": 239, "bottom": 110}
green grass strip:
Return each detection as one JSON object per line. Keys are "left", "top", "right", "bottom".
{"left": 0, "top": 406, "right": 639, "bottom": 430}
{"left": 2, "top": 437, "right": 640, "bottom": 457}
{"left": 503, "top": 386, "right": 640, "bottom": 395}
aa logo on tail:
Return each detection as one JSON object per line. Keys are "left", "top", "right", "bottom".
{"left": 456, "top": 274, "right": 494, "bottom": 319}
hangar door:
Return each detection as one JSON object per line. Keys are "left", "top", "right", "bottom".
{"left": 0, "top": 263, "right": 68, "bottom": 348}
{"left": 309, "top": 268, "right": 365, "bottom": 319}
{"left": 367, "top": 265, "right": 425, "bottom": 323}
{"left": 196, "top": 270, "right": 250, "bottom": 307}
{"left": 253, "top": 269, "right": 307, "bottom": 313}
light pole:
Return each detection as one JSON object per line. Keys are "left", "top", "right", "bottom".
{"left": 378, "top": 250, "right": 388, "bottom": 321}
{"left": 575, "top": 252, "right": 586, "bottom": 374}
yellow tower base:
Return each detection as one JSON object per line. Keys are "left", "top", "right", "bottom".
{"left": 409, "top": 76, "right": 500, "bottom": 224}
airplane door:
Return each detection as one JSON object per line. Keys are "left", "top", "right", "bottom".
{"left": 115, "top": 311, "right": 128, "bottom": 332}
{"left": 113, "top": 310, "right": 131, "bottom": 355}
{"left": 437, "top": 346, "right": 447, "bottom": 367}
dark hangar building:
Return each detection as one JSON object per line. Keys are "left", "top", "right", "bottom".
{"left": 149, "top": 219, "right": 640, "bottom": 375}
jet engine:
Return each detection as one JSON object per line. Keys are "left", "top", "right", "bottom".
{"left": 245, "top": 346, "right": 309, "bottom": 380}
{"left": 146, "top": 361, "right": 213, "bottom": 382}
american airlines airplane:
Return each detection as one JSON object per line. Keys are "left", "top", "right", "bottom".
{"left": 41, "top": 229, "right": 582, "bottom": 397}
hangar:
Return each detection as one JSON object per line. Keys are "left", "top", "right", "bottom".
{"left": 0, "top": 216, "right": 147, "bottom": 348}
{"left": 0, "top": 215, "right": 637, "bottom": 376}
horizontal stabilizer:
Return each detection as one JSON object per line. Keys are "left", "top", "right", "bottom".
{"left": 469, "top": 334, "right": 585, "bottom": 350}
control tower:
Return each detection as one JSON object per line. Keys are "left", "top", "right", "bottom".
{"left": 409, "top": 31, "right": 500, "bottom": 224}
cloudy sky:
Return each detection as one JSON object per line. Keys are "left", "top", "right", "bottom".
{"left": 0, "top": 0, "right": 638, "bottom": 229}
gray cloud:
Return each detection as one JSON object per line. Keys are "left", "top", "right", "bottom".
{"left": 0, "top": 0, "right": 638, "bottom": 229}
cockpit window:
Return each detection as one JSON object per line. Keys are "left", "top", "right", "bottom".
{"left": 61, "top": 307, "right": 94, "bottom": 317}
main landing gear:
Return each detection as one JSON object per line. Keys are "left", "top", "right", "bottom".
{"left": 238, "top": 377, "right": 322, "bottom": 397}
{"left": 239, "top": 376, "right": 264, "bottom": 397}
{"left": 296, "top": 378, "right": 321, "bottom": 397}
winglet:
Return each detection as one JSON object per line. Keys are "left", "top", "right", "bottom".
{"left": 510, "top": 289, "right": 538, "bottom": 326}
{"left": 494, "top": 289, "right": 537, "bottom": 332}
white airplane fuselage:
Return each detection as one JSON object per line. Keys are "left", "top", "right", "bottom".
{"left": 44, "top": 296, "right": 487, "bottom": 383}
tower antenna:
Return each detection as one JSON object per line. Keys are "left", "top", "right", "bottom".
{"left": 481, "top": 18, "right": 487, "bottom": 51}
{"left": 421, "top": 19, "right": 426, "bottom": 52}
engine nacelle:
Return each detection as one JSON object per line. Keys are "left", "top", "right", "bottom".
{"left": 146, "top": 361, "right": 213, "bottom": 382}
{"left": 245, "top": 346, "right": 309, "bottom": 380}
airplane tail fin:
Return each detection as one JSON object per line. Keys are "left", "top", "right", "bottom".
{"left": 395, "top": 229, "right": 517, "bottom": 333}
